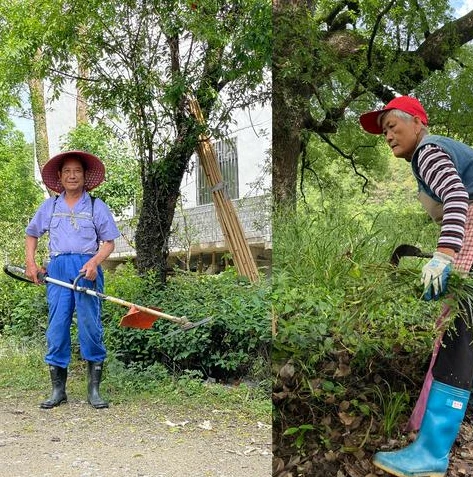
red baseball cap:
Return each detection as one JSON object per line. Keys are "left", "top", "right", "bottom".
{"left": 41, "top": 150, "right": 105, "bottom": 193}
{"left": 359, "top": 96, "right": 428, "bottom": 134}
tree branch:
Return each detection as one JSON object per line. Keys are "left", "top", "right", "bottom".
{"left": 367, "top": 0, "right": 396, "bottom": 68}
{"left": 47, "top": 68, "right": 101, "bottom": 82}
{"left": 318, "top": 132, "right": 369, "bottom": 192}
{"left": 303, "top": 83, "right": 364, "bottom": 133}
{"left": 411, "top": 0, "right": 431, "bottom": 39}
{"left": 416, "top": 9, "right": 473, "bottom": 71}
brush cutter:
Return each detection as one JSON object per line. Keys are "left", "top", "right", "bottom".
{"left": 3, "top": 264, "right": 211, "bottom": 332}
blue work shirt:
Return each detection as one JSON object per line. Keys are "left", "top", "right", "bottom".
{"left": 26, "top": 192, "right": 120, "bottom": 256}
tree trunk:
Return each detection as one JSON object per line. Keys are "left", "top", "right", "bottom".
{"left": 272, "top": 96, "right": 302, "bottom": 210}
{"left": 134, "top": 113, "right": 199, "bottom": 282}
{"left": 135, "top": 171, "right": 174, "bottom": 284}
{"left": 28, "top": 77, "right": 49, "bottom": 169}
{"left": 76, "top": 63, "right": 89, "bottom": 125}
{"left": 135, "top": 151, "right": 191, "bottom": 283}
{"left": 272, "top": 0, "right": 310, "bottom": 210}
{"left": 272, "top": 140, "right": 302, "bottom": 210}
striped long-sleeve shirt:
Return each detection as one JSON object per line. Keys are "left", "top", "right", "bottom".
{"left": 417, "top": 144, "right": 469, "bottom": 252}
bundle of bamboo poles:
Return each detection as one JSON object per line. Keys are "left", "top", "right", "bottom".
{"left": 188, "top": 97, "right": 260, "bottom": 283}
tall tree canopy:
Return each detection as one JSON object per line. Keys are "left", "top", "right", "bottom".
{"left": 273, "top": 0, "right": 473, "bottom": 208}
{"left": 0, "top": 0, "right": 271, "bottom": 281}
{"left": 0, "top": 120, "right": 42, "bottom": 261}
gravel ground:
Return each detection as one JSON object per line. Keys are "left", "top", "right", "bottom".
{"left": 0, "top": 392, "right": 272, "bottom": 477}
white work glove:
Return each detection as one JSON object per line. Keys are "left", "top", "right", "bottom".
{"left": 421, "top": 251, "right": 454, "bottom": 301}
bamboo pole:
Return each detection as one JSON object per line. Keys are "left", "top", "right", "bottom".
{"left": 188, "top": 97, "right": 260, "bottom": 282}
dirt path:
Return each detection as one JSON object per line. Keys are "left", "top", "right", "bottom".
{"left": 0, "top": 392, "right": 271, "bottom": 477}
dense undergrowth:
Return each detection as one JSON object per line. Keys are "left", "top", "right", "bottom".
{"left": 0, "top": 265, "right": 271, "bottom": 387}
{"left": 271, "top": 162, "right": 455, "bottom": 475}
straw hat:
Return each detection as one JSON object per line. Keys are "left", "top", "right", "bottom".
{"left": 41, "top": 150, "right": 105, "bottom": 193}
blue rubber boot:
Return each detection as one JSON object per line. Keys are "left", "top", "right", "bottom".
{"left": 373, "top": 380, "right": 470, "bottom": 477}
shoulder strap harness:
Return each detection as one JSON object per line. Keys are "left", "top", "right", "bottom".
{"left": 48, "top": 195, "right": 97, "bottom": 231}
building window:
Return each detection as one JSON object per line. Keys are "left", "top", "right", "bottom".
{"left": 197, "top": 137, "right": 239, "bottom": 206}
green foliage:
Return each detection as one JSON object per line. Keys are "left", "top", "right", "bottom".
{"left": 272, "top": 156, "right": 450, "bottom": 454}
{"left": 416, "top": 45, "right": 473, "bottom": 142}
{"left": 372, "top": 381, "right": 410, "bottom": 439}
{"left": 0, "top": 121, "right": 47, "bottom": 320}
{"left": 273, "top": 155, "right": 442, "bottom": 372}
{"left": 0, "top": 337, "right": 45, "bottom": 389}
{"left": 31, "top": 0, "right": 272, "bottom": 144}
{"left": 104, "top": 358, "right": 171, "bottom": 394}
{"left": 273, "top": 1, "right": 321, "bottom": 86}
{"left": 0, "top": 120, "right": 43, "bottom": 262}
{"left": 283, "top": 423, "right": 315, "bottom": 453}
{"left": 0, "top": 273, "right": 47, "bottom": 338}
{"left": 104, "top": 265, "right": 271, "bottom": 380}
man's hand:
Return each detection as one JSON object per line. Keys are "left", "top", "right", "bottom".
{"left": 80, "top": 260, "right": 98, "bottom": 281}
{"left": 25, "top": 262, "right": 45, "bottom": 284}
{"left": 79, "top": 241, "right": 115, "bottom": 281}
{"left": 421, "top": 251, "right": 454, "bottom": 300}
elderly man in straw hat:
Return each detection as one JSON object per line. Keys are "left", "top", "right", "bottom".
{"left": 25, "top": 151, "right": 120, "bottom": 409}
{"left": 359, "top": 96, "right": 473, "bottom": 476}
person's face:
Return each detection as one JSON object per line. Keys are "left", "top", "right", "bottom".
{"left": 381, "top": 111, "right": 423, "bottom": 161}
{"left": 58, "top": 158, "right": 85, "bottom": 193}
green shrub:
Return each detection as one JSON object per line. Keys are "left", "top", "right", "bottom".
{"left": 104, "top": 265, "right": 271, "bottom": 380}
{"left": 272, "top": 205, "right": 440, "bottom": 372}
{"left": 0, "top": 274, "right": 48, "bottom": 338}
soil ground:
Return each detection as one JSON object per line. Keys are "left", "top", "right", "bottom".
{"left": 0, "top": 391, "right": 271, "bottom": 477}
{"left": 273, "top": 416, "right": 473, "bottom": 477}
{"left": 272, "top": 351, "right": 473, "bottom": 477}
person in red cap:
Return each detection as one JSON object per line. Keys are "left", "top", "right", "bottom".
{"left": 25, "top": 151, "right": 120, "bottom": 409}
{"left": 360, "top": 97, "right": 473, "bottom": 476}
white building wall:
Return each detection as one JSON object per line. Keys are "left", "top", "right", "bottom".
{"left": 180, "top": 103, "right": 271, "bottom": 208}
{"left": 45, "top": 79, "right": 77, "bottom": 156}
{"left": 235, "top": 105, "right": 271, "bottom": 196}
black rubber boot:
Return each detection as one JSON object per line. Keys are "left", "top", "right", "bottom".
{"left": 40, "top": 365, "right": 67, "bottom": 409}
{"left": 87, "top": 361, "right": 109, "bottom": 409}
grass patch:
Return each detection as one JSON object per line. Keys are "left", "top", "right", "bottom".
{"left": 0, "top": 335, "right": 271, "bottom": 422}
{"left": 271, "top": 190, "right": 445, "bottom": 472}
{"left": 0, "top": 336, "right": 46, "bottom": 389}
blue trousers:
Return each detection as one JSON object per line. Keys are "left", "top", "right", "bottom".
{"left": 45, "top": 254, "right": 106, "bottom": 368}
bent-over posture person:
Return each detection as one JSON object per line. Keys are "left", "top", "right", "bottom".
{"left": 360, "top": 96, "right": 473, "bottom": 477}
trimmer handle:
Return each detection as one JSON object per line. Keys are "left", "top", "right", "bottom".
{"left": 72, "top": 271, "right": 87, "bottom": 290}
{"left": 3, "top": 265, "right": 33, "bottom": 283}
